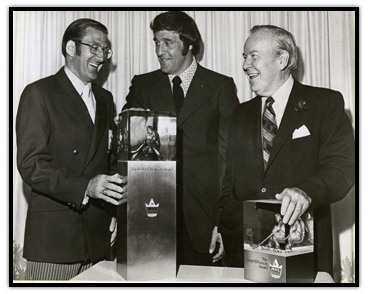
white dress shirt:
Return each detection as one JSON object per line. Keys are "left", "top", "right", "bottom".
{"left": 64, "top": 66, "right": 96, "bottom": 124}
{"left": 261, "top": 75, "right": 294, "bottom": 128}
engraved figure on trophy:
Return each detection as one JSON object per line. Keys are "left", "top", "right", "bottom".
{"left": 117, "top": 127, "right": 129, "bottom": 157}
{"left": 252, "top": 213, "right": 313, "bottom": 253}
{"left": 246, "top": 228, "right": 255, "bottom": 247}
{"left": 142, "top": 126, "right": 164, "bottom": 160}
{"left": 115, "top": 110, "right": 176, "bottom": 162}
{"left": 129, "top": 126, "right": 164, "bottom": 160}
{"left": 285, "top": 217, "right": 306, "bottom": 253}
{"left": 114, "top": 115, "right": 129, "bottom": 159}
{"left": 259, "top": 214, "right": 285, "bottom": 252}
{"left": 305, "top": 213, "right": 314, "bottom": 244}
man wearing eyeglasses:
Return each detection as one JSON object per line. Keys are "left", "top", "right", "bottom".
{"left": 16, "top": 18, "right": 126, "bottom": 280}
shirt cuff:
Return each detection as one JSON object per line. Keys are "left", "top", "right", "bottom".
{"left": 82, "top": 193, "right": 89, "bottom": 206}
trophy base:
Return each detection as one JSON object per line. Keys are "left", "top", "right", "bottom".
{"left": 244, "top": 245, "right": 314, "bottom": 283}
{"left": 116, "top": 161, "right": 176, "bottom": 281}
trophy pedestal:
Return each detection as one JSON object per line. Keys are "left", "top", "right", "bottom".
{"left": 115, "top": 110, "right": 177, "bottom": 281}
{"left": 243, "top": 200, "right": 314, "bottom": 283}
{"left": 116, "top": 161, "right": 176, "bottom": 281}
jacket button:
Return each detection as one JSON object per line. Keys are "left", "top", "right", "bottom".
{"left": 261, "top": 188, "right": 267, "bottom": 193}
{"left": 73, "top": 150, "right": 78, "bottom": 155}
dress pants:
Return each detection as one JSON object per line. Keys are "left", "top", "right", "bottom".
{"left": 178, "top": 215, "right": 222, "bottom": 267}
{"left": 25, "top": 260, "right": 93, "bottom": 281}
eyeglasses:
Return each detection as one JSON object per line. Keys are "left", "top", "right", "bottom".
{"left": 77, "top": 41, "right": 113, "bottom": 59}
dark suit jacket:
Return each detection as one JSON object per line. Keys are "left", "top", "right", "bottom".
{"left": 16, "top": 67, "right": 116, "bottom": 263}
{"left": 124, "top": 64, "right": 239, "bottom": 253}
{"left": 219, "top": 80, "right": 355, "bottom": 273}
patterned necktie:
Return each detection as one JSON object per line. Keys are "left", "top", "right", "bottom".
{"left": 82, "top": 83, "right": 95, "bottom": 124}
{"left": 172, "top": 76, "right": 184, "bottom": 116}
{"left": 262, "top": 97, "right": 277, "bottom": 169}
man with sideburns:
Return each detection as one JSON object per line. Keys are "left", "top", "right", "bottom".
{"left": 123, "top": 11, "right": 239, "bottom": 266}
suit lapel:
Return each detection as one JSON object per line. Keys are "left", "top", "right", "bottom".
{"left": 84, "top": 85, "right": 107, "bottom": 168}
{"left": 178, "top": 65, "right": 216, "bottom": 127}
{"left": 53, "top": 68, "right": 108, "bottom": 169}
{"left": 147, "top": 72, "right": 175, "bottom": 111}
{"left": 265, "top": 80, "right": 305, "bottom": 172}
{"left": 53, "top": 68, "right": 94, "bottom": 133}
{"left": 250, "top": 97, "right": 265, "bottom": 172}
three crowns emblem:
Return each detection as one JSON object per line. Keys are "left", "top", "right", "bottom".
{"left": 145, "top": 199, "right": 160, "bottom": 217}
{"left": 269, "top": 259, "right": 283, "bottom": 279}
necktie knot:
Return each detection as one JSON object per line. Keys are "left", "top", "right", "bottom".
{"left": 173, "top": 76, "right": 182, "bottom": 86}
{"left": 265, "top": 97, "right": 276, "bottom": 116}
{"left": 266, "top": 96, "right": 275, "bottom": 107}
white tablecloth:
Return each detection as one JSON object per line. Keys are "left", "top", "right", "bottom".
{"left": 71, "top": 260, "right": 334, "bottom": 283}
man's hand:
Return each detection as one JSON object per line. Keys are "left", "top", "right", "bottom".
{"left": 209, "top": 226, "right": 225, "bottom": 263}
{"left": 127, "top": 108, "right": 154, "bottom": 147}
{"left": 109, "top": 217, "right": 117, "bottom": 246}
{"left": 275, "top": 187, "right": 312, "bottom": 225}
{"left": 86, "top": 173, "right": 127, "bottom": 205}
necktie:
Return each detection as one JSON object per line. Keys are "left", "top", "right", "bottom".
{"left": 172, "top": 76, "right": 184, "bottom": 116}
{"left": 82, "top": 83, "right": 95, "bottom": 124}
{"left": 262, "top": 97, "right": 277, "bottom": 169}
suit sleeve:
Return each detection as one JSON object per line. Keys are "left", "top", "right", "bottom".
{"left": 218, "top": 111, "right": 244, "bottom": 263}
{"left": 297, "top": 91, "right": 355, "bottom": 210}
{"left": 16, "top": 83, "right": 91, "bottom": 209}
{"left": 109, "top": 95, "right": 118, "bottom": 175}
{"left": 215, "top": 77, "right": 239, "bottom": 224}
{"left": 123, "top": 75, "right": 144, "bottom": 110}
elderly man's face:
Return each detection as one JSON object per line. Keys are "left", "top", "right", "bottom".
{"left": 243, "top": 31, "right": 284, "bottom": 97}
{"left": 70, "top": 27, "right": 107, "bottom": 84}
{"left": 154, "top": 30, "right": 193, "bottom": 76}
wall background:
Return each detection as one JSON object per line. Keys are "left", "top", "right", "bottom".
{"left": 12, "top": 10, "right": 355, "bottom": 282}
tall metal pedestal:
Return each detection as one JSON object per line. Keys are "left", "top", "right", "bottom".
{"left": 115, "top": 110, "right": 177, "bottom": 281}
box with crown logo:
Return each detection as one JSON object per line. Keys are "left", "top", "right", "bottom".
{"left": 115, "top": 110, "right": 177, "bottom": 281}
{"left": 243, "top": 200, "right": 314, "bottom": 283}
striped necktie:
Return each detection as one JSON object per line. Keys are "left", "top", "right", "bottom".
{"left": 262, "top": 97, "right": 277, "bottom": 169}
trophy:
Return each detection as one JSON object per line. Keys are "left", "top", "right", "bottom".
{"left": 243, "top": 200, "right": 314, "bottom": 283}
{"left": 115, "top": 110, "right": 177, "bottom": 281}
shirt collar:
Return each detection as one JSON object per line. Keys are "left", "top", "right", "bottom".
{"left": 168, "top": 57, "right": 197, "bottom": 96}
{"left": 264, "top": 75, "right": 294, "bottom": 115}
{"left": 64, "top": 65, "right": 91, "bottom": 96}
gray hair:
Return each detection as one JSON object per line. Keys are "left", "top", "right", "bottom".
{"left": 250, "top": 25, "right": 298, "bottom": 71}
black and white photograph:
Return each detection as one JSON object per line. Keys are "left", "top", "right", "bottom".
{"left": 10, "top": 4, "right": 357, "bottom": 286}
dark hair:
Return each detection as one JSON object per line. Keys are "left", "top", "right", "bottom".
{"left": 250, "top": 25, "right": 298, "bottom": 71}
{"left": 150, "top": 11, "right": 202, "bottom": 56}
{"left": 62, "top": 18, "right": 108, "bottom": 57}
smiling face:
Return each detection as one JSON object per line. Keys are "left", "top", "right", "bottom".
{"left": 68, "top": 27, "right": 108, "bottom": 84}
{"left": 154, "top": 30, "right": 193, "bottom": 76}
{"left": 243, "top": 31, "right": 287, "bottom": 97}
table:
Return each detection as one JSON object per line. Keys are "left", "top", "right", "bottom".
{"left": 71, "top": 260, "right": 334, "bottom": 283}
